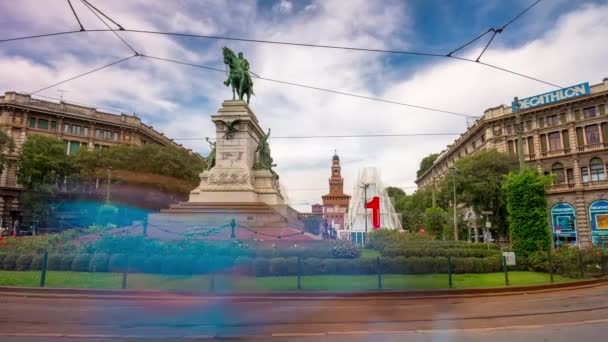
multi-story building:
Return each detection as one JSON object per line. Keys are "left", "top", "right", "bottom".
{"left": 321, "top": 153, "right": 350, "bottom": 230}
{"left": 0, "top": 91, "right": 187, "bottom": 230}
{"left": 416, "top": 78, "right": 608, "bottom": 247}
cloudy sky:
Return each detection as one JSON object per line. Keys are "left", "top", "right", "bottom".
{"left": 1, "top": 0, "right": 607, "bottom": 210}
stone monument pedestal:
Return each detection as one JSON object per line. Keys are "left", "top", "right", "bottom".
{"left": 148, "top": 101, "right": 307, "bottom": 234}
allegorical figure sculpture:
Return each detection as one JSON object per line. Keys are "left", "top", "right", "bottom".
{"left": 205, "top": 137, "right": 216, "bottom": 170}
{"left": 223, "top": 47, "right": 254, "bottom": 104}
{"left": 254, "top": 128, "right": 274, "bottom": 170}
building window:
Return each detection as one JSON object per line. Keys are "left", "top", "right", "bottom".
{"left": 527, "top": 136, "right": 534, "bottom": 155}
{"left": 585, "top": 124, "right": 600, "bottom": 144}
{"left": 103, "top": 130, "right": 112, "bottom": 140}
{"left": 83, "top": 127, "right": 89, "bottom": 137}
{"left": 112, "top": 132, "right": 119, "bottom": 141}
{"left": 600, "top": 104, "right": 606, "bottom": 116}
{"left": 69, "top": 141, "right": 80, "bottom": 156}
{"left": 28, "top": 117, "right": 36, "bottom": 128}
{"left": 507, "top": 140, "right": 514, "bottom": 154}
{"left": 581, "top": 167, "right": 589, "bottom": 183}
{"left": 539, "top": 134, "right": 547, "bottom": 153}
{"left": 538, "top": 117, "right": 545, "bottom": 128}
{"left": 590, "top": 157, "right": 605, "bottom": 181}
{"left": 547, "top": 115, "right": 558, "bottom": 126}
{"left": 481, "top": 134, "right": 485, "bottom": 143}
{"left": 94, "top": 144, "right": 100, "bottom": 150}
{"left": 71, "top": 125, "right": 81, "bottom": 135}
{"left": 548, "top": 132, "right": 561, "bottom": 151}
{"left": 63, "top": 124, "right": 70, "bottom": 133}
{"left": 551, "top": 162, "right": 565, "bottom": 183}
{"left": 50, "top": 121, "right": 57, "bottom": 131}
{"left": 559, "top": 113, "right": 567, "bottom": 124}
{"left": 567, "top": 168, "right": 574, "bottom": 184}
{"left": 583, "top": 107, "right": 597, "bottom": 119}
{"left": 562, "top": 130, "right": 570, "bottom": 149}
{"left": 506, "top": 124, "right": 512, "bottom": 135}
{"left": 526, "top": 120, "right": 532, "bottom": 130}
{"left": 95, "top": 129, "right": 102, "bottom": 139}
{"left": 37, "top": 119, "right": 49, "bottom": 130}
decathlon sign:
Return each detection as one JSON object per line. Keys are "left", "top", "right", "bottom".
{"left": 512, "top": 82, "right": 590, "bottom": 112}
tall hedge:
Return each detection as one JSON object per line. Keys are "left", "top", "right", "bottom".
{"left": 503, "top": 169, "right": 552, "bottom": 256}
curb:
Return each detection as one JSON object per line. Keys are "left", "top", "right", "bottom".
{"left": 1, "top": 277, "right": 607, "bottom": 300}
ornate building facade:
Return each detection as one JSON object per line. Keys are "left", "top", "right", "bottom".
{"left": 321, "top": 153, "right": 350, "bottom": 230}
{"left": 0, "top": 91, "right": 187, "bottom": 230}
{"left": 416, "top": 78, "right": 608, "bottom": 247}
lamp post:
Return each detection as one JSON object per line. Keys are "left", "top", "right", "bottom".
{"left": 450, "top": 166, "right": 459, "bottom": 241}
{"left": 360, "top": 183, "right": 369, "bottom": 245}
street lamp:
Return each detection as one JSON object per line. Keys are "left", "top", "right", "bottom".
{"left": 450, "top": 166, "right": 459, "bottom": 241}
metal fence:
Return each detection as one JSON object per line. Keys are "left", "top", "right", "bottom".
{"left": 1, "top": 251, "right": 605, "bottom": 292}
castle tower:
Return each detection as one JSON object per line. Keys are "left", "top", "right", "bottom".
{"left": 321, "top": 153, "right": 350, "bottom": 231}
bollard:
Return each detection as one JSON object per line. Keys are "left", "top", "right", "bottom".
{"left": 448, "top": 256, "right": 453, "bottom": 289}
{"left": 377, "top": 256, "right": 383, "bottom": 290}
{"left": 548, "top": 249, "right": 554, "bottom": 283}
{"left": 39, "top": 252, "right": 48, "bottom": 288}
{"left": 121, "top": 271, "right": 128, "bottom": 289}
{"left": 297, "top": 256, "right": 302, "bottom": 290}
{"left": 502, "top": 255, "right": 509, "bottom": 286}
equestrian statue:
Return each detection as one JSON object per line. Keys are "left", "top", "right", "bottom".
{"left": 223, "top": 47, "right": 254, "bottom": 104}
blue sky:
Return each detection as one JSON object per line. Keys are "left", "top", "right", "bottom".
{"left": 1, "top": 0, "right": 607, "bottom": 209}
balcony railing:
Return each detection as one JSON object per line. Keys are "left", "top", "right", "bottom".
{"left": 582, "top": 179, "right": 608, "bottom": 188}
{"left": 547, "top": 183, "right": 576, "bottom": 192}
{"left": 577, "top": 143, "right": 608, "bottom": 152}
{"left": 539, "top": 148, "right": 571, "bottom": 158}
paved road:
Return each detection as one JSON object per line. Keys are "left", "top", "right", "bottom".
{"left": 2, "top": 283, "right": 608, "bottom": 340}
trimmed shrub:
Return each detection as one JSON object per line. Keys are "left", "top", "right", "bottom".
{"left": 143, "top": 255, "right": 163, "bottom": 274}
{"left": 0, "top": 254, "right": 5, "bottom": 266}
{"left": 3, "top": 254, "right": 18, "bottom": 270}
{"left": 322, "top": 258, "right": 339, "bottom": 275}
{"left": 47, "top": 254, "right": 62, "bottom": 270}
{"left": 269, "top": 258, "right": 288, "bottom": 276}
{"left": 331, "top": 240, "right": 361, "bottom": 259}
{"left": 16, "top": 254, "right": 33, "bottom": 271}
{"left": 108, "top": 254, "right": 128, "bottom": 272}
{"left": 60, "top": 255, "right": 75, "bottom": 271}
{"left": 128, "top": 255, "right": 147, "bottom": 273}
{"left": 286, "top": 257, "right": 298, "bottom": 275}
{"left": 302, "top": 257, "right": 323, "bottom": 275}
{"left": 88, "top": 254, "right": 109, "bottom": 272}
{"left": 253, "top": 257, "right": 270, "bottom": 276}
{"left": 71, "top": 254, "right": 92, "bottom": 272}
{"left": 161, "top": 255, "right": 182, "bottom": 274}
{"left": 352, "top": 258, "right": 375, "bottom": 275}
{"left": 233, "top": 256, "right": 252, "bottom": 275}
{"left": 30, "top": 254, "right": 43, "bottom": 270}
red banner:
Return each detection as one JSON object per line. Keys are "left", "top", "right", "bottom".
{"left": 365, "top": 196, "right": 381, "bottom": 230}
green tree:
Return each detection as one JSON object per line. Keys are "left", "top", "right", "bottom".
{"left": 18, "top": 134, "right": 70, "bottom": 189}
{"left": 503, "top": 168, "right": 552, "bottom": 256}
{"left": 439, "top": 149, "right": 517, "bottom": 239}
{"left": 386, "top": 186, "right": 406, "bottom": 199}
{"left": 416, "top": 153, "right": 439, "bottom": 178}
{"left": 423, "top": 207, "right": 447, "bottom": 238}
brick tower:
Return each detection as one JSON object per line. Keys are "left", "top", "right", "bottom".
{"left": 321, "top": 152, "right": 351, "bottom": 230}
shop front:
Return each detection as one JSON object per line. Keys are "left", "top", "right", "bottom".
{"left": 588, "top": 200, "right": 608, "bottom": 248}
{"left": 550, "top": 203, "right": 577, "bottom": 247}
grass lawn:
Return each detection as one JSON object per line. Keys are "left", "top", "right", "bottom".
{"left": 0, "top": 270, "right": 572, "bottom": 292}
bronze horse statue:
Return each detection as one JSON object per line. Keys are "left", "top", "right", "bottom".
{"left": 222, "top": 47, "right": 254, "bottom": 104}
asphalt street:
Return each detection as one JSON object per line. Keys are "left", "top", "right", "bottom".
{"left": 2, "top": 283, "right": 608, "bottom": 340}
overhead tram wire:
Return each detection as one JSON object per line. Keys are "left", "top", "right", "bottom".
{"left": 172, "top": 132, "right": 463, "bottom": 140}
{"left": 141, "top": 54, "right": 476, "bottom": 118}
{"left": 0, "top": 27, "right": 558, "bottom": 88}
{"left": 66, "top": 0, "right": 85, "bottom": 31}
{"left": 79, "top": 0, "right": 139, "bottom": 55}
{"left": 29, "top": 54, "right": 137, "bottom": 95}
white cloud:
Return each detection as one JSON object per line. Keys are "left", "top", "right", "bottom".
{"left": 0, "top": 1, "right": 606, "bottom": 212}
{"left": 274, "top": 0, "right": 293, "bottom": 14}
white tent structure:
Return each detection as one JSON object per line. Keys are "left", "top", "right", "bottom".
{"left": 344, "top": 167, "right": 402, "bottom": 244}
